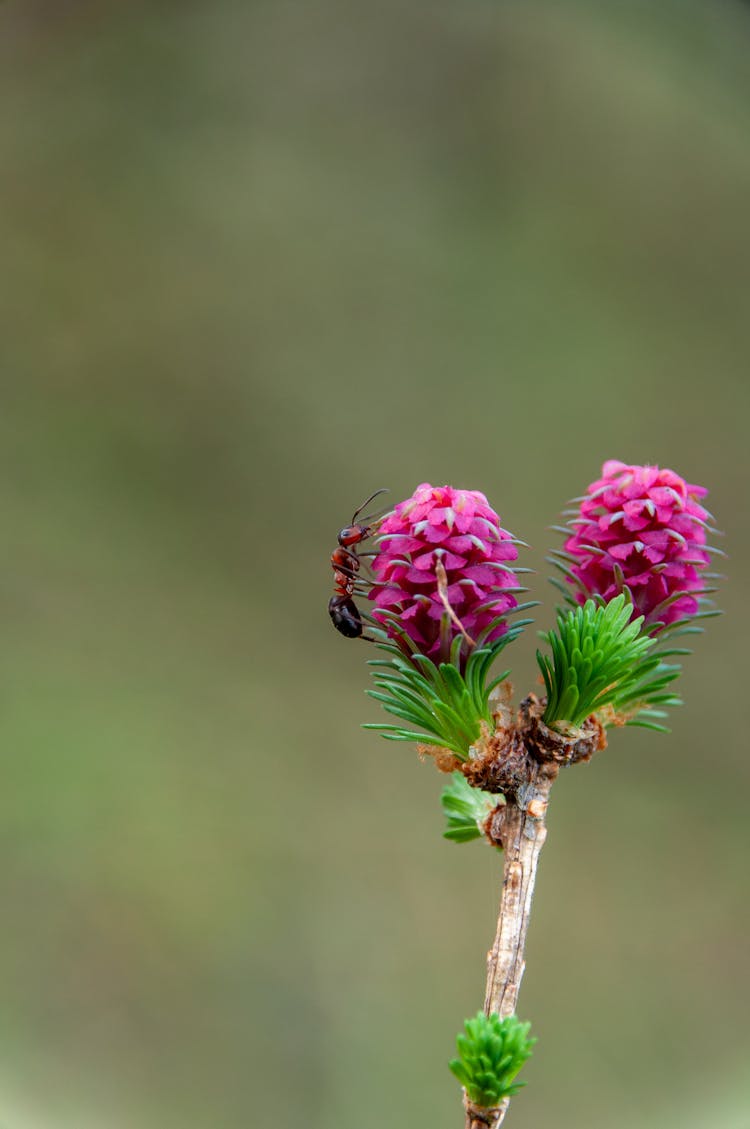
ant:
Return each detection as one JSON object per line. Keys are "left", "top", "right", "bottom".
{"left": 329, "top": 488, "right": 389, "bottom": 639}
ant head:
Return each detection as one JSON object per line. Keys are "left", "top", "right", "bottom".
{"left": 338, "top": 524, "right": 364, "bottom": 547}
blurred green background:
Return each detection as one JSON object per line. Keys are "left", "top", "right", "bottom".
{"left": 0, "top": 1, "right": 748, "bottom": 1127}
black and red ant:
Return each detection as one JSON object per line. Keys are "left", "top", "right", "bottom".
{"left": 329, "top": 489, "right": 389, "bottom": 639}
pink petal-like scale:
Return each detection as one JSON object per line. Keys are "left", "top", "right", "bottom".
{"left": 561, "top": 460, "right": 711, "bottom": 630}
{"left": 367, "top": 483, "right": 520, "bottom": 662}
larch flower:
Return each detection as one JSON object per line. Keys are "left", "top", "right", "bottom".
{"left": 558, "top": 460, "right": 715, "bottom": 632}
{"left": 369, "top": 483, "right": 521, "bottom": 664}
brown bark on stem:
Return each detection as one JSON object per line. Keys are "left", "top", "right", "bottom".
{"left": 463, "top": 1091, "right": 510, "bottom": 1128}
{"left": 459, "top": 698, "right": 603, "bottom": 1128}
{"left": 462, "top": 766, "right": 556, "bottom": 1129}
{"left": 483, "top": 769, "right": 555, "bottom": 1019}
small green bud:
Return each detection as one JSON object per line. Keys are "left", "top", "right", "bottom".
{"left": 440, "top": 771, "right": 498, "bottom": 845}
{"left": 449, "top": 1012, "right": 536, "bottom": 1107}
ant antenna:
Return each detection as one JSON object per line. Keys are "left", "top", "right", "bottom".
{"left": 351, "top": 487, "right": 389, "bottom": 525}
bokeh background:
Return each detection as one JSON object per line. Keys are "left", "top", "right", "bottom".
{"left": 0, "top": 1, "right": 748, "bottom": 1127}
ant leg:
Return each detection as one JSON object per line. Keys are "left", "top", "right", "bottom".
{"left": 347, "top": 587, "right": 372, "bottom": 605}
{"left": 358, "top": 609, "right": 388, "bottom": 644}
{"left": 331, "top": 548, "right": 362, "bottom": 581}
{"left": 333, "top": 563, "right": 359, "bottom": 582}
{"left": 342, "top": 547, "right": 365, "bottom": 572}
{"left": 334, "top": 571, "right": 375, "bottom": 598}
{"left": 359, "top": 619, "right": 382, "bottom": 644}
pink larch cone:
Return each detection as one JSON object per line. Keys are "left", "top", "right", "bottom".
{"left": 560, "top": 460, "right": 715, "bottom": 632}
{"left": 369, "top": 483, "right": 521, "bottom": 665}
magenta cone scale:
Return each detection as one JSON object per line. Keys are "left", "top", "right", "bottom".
{"left": 369, "top": 483, "right": 520, "bottom": 663}
{"left": 562, "top": 460, "right": 713, "bottom": 631}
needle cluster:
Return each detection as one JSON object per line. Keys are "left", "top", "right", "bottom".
{"left": 449, "top": 1012, "right": 536, "bottom": 1107}
{"left": 363, "top": 626, "right": 523, "bottom": 758}
{"left": 537, "top": 594, "right": 682, "bottom": 731}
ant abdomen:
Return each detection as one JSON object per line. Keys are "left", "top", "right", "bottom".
{"left": 328, "top": 595, "right": 363, "bottom": 638}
